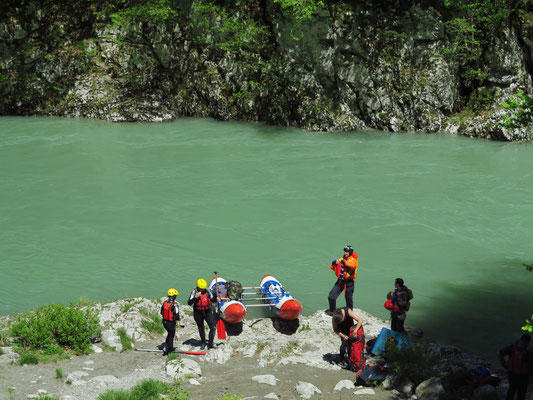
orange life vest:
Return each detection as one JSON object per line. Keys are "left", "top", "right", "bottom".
{"left": 162, "top": 301, "right": 176, "bottom": 321}
{"left": 330, "top": 253, "right": 358, "bottom": 280}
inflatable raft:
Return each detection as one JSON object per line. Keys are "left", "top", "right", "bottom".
{"left": 208, "top": 276, "right": 247, "bottom": 324}
{"left": 259, "top": 274, "right": 303, "bottom": 320}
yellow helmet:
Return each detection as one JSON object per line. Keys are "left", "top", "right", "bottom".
{"left": 167, "top": 288, "right": 178, "bottom": 297}
{"left": 196, "top": 279, "right": 208, "bottom": 290}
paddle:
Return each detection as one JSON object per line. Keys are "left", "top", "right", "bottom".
{"left": 214, "top": 271, "right": 227, "bottom": 340}
{"left": 135, "top": 349, "right": 206, "bottom": 355}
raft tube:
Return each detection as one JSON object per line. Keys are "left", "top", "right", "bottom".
{"left": 259, "top": 274, "right": 303, "bottom": 320}
{"left": 209, "top": 276, "right": 247, "bottom": 324}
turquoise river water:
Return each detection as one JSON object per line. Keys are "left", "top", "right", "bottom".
{"left": 1, "top": 116, "right": 532, "bottom": 361}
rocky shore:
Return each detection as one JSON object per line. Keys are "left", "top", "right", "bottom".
{"left": 0, "top": 298, "right": 509, "bottom": 399}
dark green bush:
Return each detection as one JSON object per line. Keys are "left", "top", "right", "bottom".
{"left": 383, "top": 339, "right": 439, "bottom": 385}
{"left": 10, "top": 304, "right": 100, "bottom": 354}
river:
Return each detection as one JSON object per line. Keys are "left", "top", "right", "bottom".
{"left": 1, "top": 116, "right": 532, "bottom": 361}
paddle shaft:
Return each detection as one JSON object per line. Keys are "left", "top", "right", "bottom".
{"left": 135, "top": 349, "right": 206, "bottom": 355}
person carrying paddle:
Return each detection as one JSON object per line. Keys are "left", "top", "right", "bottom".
{"left": 326, "top": 245, "right": 358, "bottom": 316}
{"left": 188, "top": 278, "right": 218, "bottom": 350}
{"left": 332, "top": 307, "right": 364, "bottom": 369}
{"left": 159, "top": 288, "right": 180, "bottom": 356}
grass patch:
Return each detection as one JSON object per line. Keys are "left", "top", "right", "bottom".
{"left": 117, "top": 328, "right": 133, "bottom": 351}
{"left": 139, "top": 308, "right": 165, "bottom": 335}
{"left": 18, "top": 352, "right": 39, "bottom": 365}
{"left": 130, "top": 378, "right": 169, "bottom": 399}
{"left": 0, "top": 348, "right": 3, "bottom": 356}
{"left": 97, "top": 389, "right": 130, "bottom": 400}
{"left": 55, "top": 368, "right": 63, "bottom": 379}
{"left": 217, "top": 394, "right": 243, "bottom": 400}
{"left": 298, "top": 324, "right": 310, "bottom": 333}
{"left": 166, "top": 353, "right": 180, "bottom": 362}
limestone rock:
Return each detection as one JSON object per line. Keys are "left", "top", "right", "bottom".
{"left": 294, "top": 381, "right": 321, "bottom": 399}
{"left": 252, "top": 375, "right": 278, "bottom": 386}
{"left": 334, "top": 380, "right": 354, "bottom": 391}
{"left": 166, "top": 358, "right": 202, "bottom": 379}
{"left": 354, "top": 388, "right": 375, "bottom": 395}
{"left": 415, "top": 378, "right": 445, "bottom": 400}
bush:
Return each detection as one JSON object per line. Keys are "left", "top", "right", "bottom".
{"left": 18, "top": 352, "right": 39, "bottom": 365}
{"left": 382, "top": 339, "right": 439, "bottom": 385}
{"left": 55, "top": 368, "right": 63, "bottom": 379}
{"left": 10, "top": 304, "right": 101, "bottom": 354}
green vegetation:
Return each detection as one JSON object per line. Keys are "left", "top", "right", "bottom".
{"left": 117, "top": 328, "right": 134, "bottom": 351}
{"left": 10, "top": 304, "right": 100, "bottom": 355}
{"left": 298, "top": 324, "right": 310, "bottom": 333}
{"left": 500, "top": 92, "right": 533, "bottom": 131}
{"left": 56, "top": 367, "right": 63, "bottom": 379}
{"left": 217, "top": 394, "right": 243, "bottom": 400}
{"left": 139, "top": 308, "right": 165, "bottom": 335}
{"left": 166, "top": 352, "right": 180, "bottom": 362}
{"left": 97, "top": 379, "right": 189, "bottom": 400}
{"left": 383, "top": 339, "right": 439, "bottom": 385}
{"left": 18, "top": 351, "right": 39, "bottom": 365}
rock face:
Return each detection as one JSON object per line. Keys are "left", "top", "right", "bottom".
{"left": 0, "top": 0, "right": 532, "bottom": 140}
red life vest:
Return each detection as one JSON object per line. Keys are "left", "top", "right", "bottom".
{"left": 196, "top": 292, "right": 211, "bottom": 312}
{"left": 162, "top": 301, "right": 176, "bottom": 321}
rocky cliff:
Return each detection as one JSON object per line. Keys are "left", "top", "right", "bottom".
{"left": 1, "top": 0, "right": 532, "bottom": 140}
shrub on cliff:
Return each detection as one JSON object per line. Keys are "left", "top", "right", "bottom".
{"left": 10, "top": 304, "right": 100, "bottom": 354}
{"left": 383, "top": 339, "right": 439, "bottom": 385}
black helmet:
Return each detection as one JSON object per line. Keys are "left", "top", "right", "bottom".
{"left": 343, "top": 245, "right": 354, "bottom": 255}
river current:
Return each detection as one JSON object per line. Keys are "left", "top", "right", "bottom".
{"left": 1, "top": 116, "right": 532, "bottom": 361}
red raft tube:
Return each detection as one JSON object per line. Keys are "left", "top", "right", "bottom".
{"left": 259, "top": 274, "right": 303, "bottom": 320}
{"left": 208, "top": 276, "right": 247, "bottom": 324}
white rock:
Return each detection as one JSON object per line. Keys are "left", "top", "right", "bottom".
{"left": 37, "top": 390, "right": 47, "bottom": 394}
{"left": 91, "top": 345, "right": 103, "bottom": 353}
{"left": 101, "top": 329, "right": 122, "bottom": 352}
{"left": 166, "top": 358, "right": 202, "bottom": 379}
{"left": 264, "top": 393, "right": 278, "bottom": 399}
{"left": 189, "top": 379, "right": 201, "bottom": 386}
{"left": 242, "top": 344, "right": 257, "bottom": 357}
{"left": 83, "top": 360, "right": 94, "bottom": 365}
{"left": 354, "top": 388, "right": 375, "bottom": 395}
{"left": 294, "top": 381, "right": 321, "bottom": 399}
{"left": 252, "top": 375, "right": 278, "bottom": 386}
{"left": 92, "top": 375, "right": 120, "bottom": 384}
{"left": 27, "top": 395, "right": 39, "bottom": 399}
{"left": 334, "top": 380, "right": 354, "bottom": 391}
{"left": 60, "top": 396, "right": 78, "bottom": 400}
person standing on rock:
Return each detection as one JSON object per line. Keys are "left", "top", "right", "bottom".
{"left": 332, "top": 307, "right": 363, "bottom": 368}
{"left": 326, "top": 245, "right": 358, "bottom": 316}
{"left": 160, "top": 288, "right": 180, "bottom": 356}
{"left": 385, "top": 278, "right": 413, "bottom": 333}
{"left": 499, "top": 333, "right": 532, "bottom": 400}
{"left": 188, "top": 278, "right": 218, "bottom": 350}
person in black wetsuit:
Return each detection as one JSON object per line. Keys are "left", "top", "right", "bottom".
{"left": 159, "top": 288, "right": 180, "bottom": 356}
{"left": 187, "top": 278, "right": 218, "bottom": 350}
{"left": 332, "top": 306, "right": 363, "bottom": 365}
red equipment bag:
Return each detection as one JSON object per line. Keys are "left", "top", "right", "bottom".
{"left": 347, "top": 325, "right": 366, "bottom": 374}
